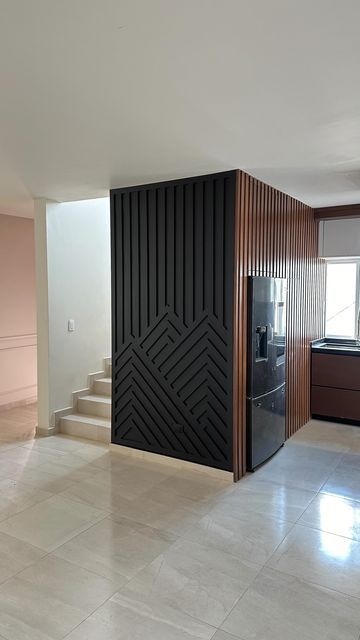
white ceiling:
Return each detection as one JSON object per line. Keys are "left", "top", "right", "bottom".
{"left": 1, "top": 0, "right": 360, "bottom": 218}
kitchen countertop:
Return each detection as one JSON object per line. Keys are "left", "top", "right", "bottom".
{"left": 311, "top": 338, "right": 360, "bottom": 356}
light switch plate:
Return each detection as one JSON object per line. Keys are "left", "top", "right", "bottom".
{"left": 68, "top": 319, "right": 75, "bottom": 332}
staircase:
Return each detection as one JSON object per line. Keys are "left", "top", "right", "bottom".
{"left": 59, "top": 358, "right": 112, "bottom": 443}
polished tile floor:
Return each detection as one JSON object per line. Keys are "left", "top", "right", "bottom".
{"left": 0, "top": 406, "right": 359, "bottom": 639}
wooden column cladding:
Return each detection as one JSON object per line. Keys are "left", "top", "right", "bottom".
{"left": 111, "top": 170, "right": 325, "bottom": 481}
{"left": 233, "top": 171, "right": 326, "bottom": 479}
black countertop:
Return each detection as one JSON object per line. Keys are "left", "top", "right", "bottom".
{"left": 311, "top": 338, "right": 360, "bottom": 356}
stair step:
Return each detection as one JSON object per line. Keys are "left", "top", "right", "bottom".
{"left": 94, "top": 377, "right": 111, "bottom": 396}
{"left": 77, "top": 394, "right": 111, "bottom": 418}
{"left": 60, "top": 413, "right": 111, "bottom": 443}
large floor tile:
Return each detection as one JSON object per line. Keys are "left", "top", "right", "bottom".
{"left": 53, "top": 516, "right": 176, "bottom": 582}
{"left": 0, "top": 531, "right": 45, "bottom": 584}
{"left": 0, "top": 555, "right": 117, "bottom": 640}
{"left": 140, "top": 482, "right": 219, "bottom": 517}
{"left": 0, "top": 478, "right": 52, "bottom": 522}
{"left": 59, "top": 456, "right": 181, "bottom": 509}
{"left": 158, "top": 469, "right": 232, "bottom": 501}
{"left": 222, "top": 567, "right": 360, "bottom": 640}
{"left": 252, "top": 443, "right": 341, "bottom": 492}
{"left": 0, "top": 465, "right": 80, "bottom": 493}
{"left": 212, "top": 632, "right": 240, "bottom": 640}
{"left": 267, "top": 524, "right": 360, "bottom": 598}
{"left": 290, "top": 419, "right": 359, "bottom": 453}
{"left": 0, "top": 446, "right": 62, "bottom": 470}
{"left": 214, "top": 478, "right": 316, "bottom": 523}
{"left": 321, "top": 453, "right": 360, "bottom": 501}
{"left": 64, "top": 596, "right": 215, "bottom": 640}
{"left": 299, "top": 493, "right": 360, "bottom": 541}
{"left": 0, "top": 494, "right": 108, "bottom": 551}
{"left": 117, "top": 538, "right": 259, "bottom": 628}
{"left": 183, "top": 510, "right": 293, "bottom": 565}
{"left": 110, "top": 492, "right": 204, "bottom": 535}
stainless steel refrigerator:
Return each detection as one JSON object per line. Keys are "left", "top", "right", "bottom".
{"left": 247, "top": 276, "right": 287, "bottom": 470}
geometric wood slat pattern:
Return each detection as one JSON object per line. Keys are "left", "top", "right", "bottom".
{"left": 233, "top": 170, "right": 326, "bottom": 479}
{"left": 111, "top": 172, "right": 236, "bottom": 470}
{"left": 111, "top": 169, "right": 326, "bottom": 479}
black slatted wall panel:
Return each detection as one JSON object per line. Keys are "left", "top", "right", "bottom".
{"left": 111, "top": 172, "right": 236, "bottom": 470}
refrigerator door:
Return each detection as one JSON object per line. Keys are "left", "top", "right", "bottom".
{"left": 247, "top": 277, "right": 287, "bottom": 398}
{"left": 246, "top": 383, "right": 286, "bottom": 470}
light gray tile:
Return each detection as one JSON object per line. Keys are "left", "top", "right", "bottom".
{"left": 53, "top": 516, "right": 176, "bottom": 582}
{"left": 252, "top": 443, "right": 341, "bottom": 492}
{"left": 222, "top": 567, "right": 360, "bottom": 640}
{"left": 64, "top": 596, "right": 215, "bottom": 640}
{"left": 0, "top": 555, "right": 117, "bottom": 640}
{"left": 110, "top": 492, "right": 203, "bottom": 535}
{"left": 0, "top": 495, "right": 108, "bottom": 551}
{"left": 321, "top": 453, "right": 360, "bottom": 502}
{"left": 0, "top": 531, "right": 45, "bottom": 584}
{"left": 117, "top": 538, "right": 259, "bottom": 628}
{"left": 0, "top": 478, "right": 52, "bottom": 522}
{"left": 213, "top": 479, "right": 316, "bottom": 523}
{"left": 183, "top": 509, "right": 293, "bottom": 565}
{"left": 267, "top": 524, "right": 360, "bottom": 598}
{"left": 299, "top": 493, "right": 360, "bottom": 541}
{"left": 290, "top": 419, "right": 359, "bottom": 453}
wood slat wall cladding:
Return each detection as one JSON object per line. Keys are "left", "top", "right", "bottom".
{"left": 233, "top": 171, "right": 326, "bottom": 478}
{"left": 111, "top": 173, "right": 236, "bottom": 471}
{"left": 111, "top": 170, "right": 326, "bottom": 480}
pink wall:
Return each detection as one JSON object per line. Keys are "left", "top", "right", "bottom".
{"left": 0, "top": 214, "right": 37, "bottom": 408}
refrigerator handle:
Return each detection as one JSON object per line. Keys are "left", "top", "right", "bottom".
{"left": 256, "top": 325, "right": 268, "bottom": 360}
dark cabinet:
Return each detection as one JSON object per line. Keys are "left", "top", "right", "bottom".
{"left": 311, "top": 352, "right": 360, "bottom": 422}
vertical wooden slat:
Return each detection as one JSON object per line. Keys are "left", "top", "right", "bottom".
{"left": 234, "top": 170, "right": 325, "bottom": 473}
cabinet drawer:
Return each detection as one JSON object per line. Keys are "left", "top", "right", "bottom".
{"left": 312, "top": 353, "right": 360, "bottom": 391}
{"left": 312, "top": 385, "right": 360, "bottom": 421}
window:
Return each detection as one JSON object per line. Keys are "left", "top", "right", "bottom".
{"left": 325, "top": 261, "right": 360, "bottom": 338}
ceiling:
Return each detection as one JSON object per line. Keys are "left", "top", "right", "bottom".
{"left": 1, "top": 0, "right": 360, "bottom": 218}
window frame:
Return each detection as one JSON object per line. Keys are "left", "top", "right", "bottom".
{"left": 325, "top": 258, "right": 360, "bottom": 339}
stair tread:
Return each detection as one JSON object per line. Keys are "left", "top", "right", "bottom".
{"left": 61, "top": 413, "right": 111, "bottom": 428}
{"left": 96, "top": 377, "right": 111, "bottom": 383}
{"left": 79, "top": 394, "right": 111, "bottom": 404}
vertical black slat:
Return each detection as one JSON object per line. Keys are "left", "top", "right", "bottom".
{"left": 223, "top": 175, "right": 235, "bottom": 331}
{"left": 116, "top": 194, "right": 125, "bottom": 346}
{"left": 157, "top": 187, "right": 166, "bottom": 316}
{"left": 110, "top": 192, "right": 117, "bottom": 444}
{"left": 148, "top": 188, "right": 157, "bottom": 324}
{"left": 110, "top": 193, "right": 118, "bottom": 352}
{"left": 122, "top": 192, "right": 132, "bottom": 340}
{"left": 184, "top": 182, "right": 194, "bottom": 327}
{"left": 166, "top": 185, "right": 175, "bottom": 311}
{"left": 139, "top": 190, "right": 148, "bottom": 333}
{"left": 194, "top": 181, "right": 204, "bottom": 320}
{"left": 214, "top": 178, "right": 224, "bottom": 324}
{"left": 130, "top": 191, "right": 140, "bottom": 339}
{"left": 175, "top": 184, "right": 184, "bottom": 324}
{"left": 204, "top": 179, "right": 214, "bottom": 314}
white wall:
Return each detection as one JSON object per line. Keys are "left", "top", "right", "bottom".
{"left": 319, "top": 219, "right": 360, "bottom": 258}
{"left": 35, "top": 197, "right": 111, "bottom": 432}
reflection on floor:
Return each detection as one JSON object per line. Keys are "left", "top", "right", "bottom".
{"left": 0, "top": 407, "right": 359, "bottom": 639}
